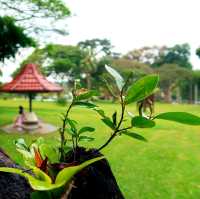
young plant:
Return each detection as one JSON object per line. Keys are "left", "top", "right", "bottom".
{"left": 0, "top": 137, "right": 103, "bottom": 198}
{"left": 1, "top": 134, "right": 103, "bottom": 199}
{"left": 0, "top": 87, "right": 102, "bottom": 199}
{"left": 59, "top": 65, "right": 200, "bottom": 155}
{"left": 15, "top": 137, "right": 59, "bottom": 168}
{"left": 0, "top": 81, "right": 102, "bottom": 198}
{"left": 59, "top": 82, "right": 99, "bottom": 161}
{"left": 95, "top": 65, "right": 200, "bottom": 151}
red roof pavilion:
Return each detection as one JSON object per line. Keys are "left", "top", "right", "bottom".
{"left": 1, "top": 63, "right": 62, "bottom": 93}
{"left": 0, "top": 63, "right": 63, "bottom": 112}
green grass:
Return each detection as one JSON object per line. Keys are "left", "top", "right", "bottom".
{"left": 1, "top": 99, "right": 200, "bottom": 199}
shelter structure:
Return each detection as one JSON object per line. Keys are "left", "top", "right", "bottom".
{"left": 0, "top": 63, "right": 63, "bottom": 132}
{"left": 0, "top": 63, "right": 62, "bottom": 111}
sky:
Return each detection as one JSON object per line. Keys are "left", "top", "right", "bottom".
{"left": 1, "top": 0, "right": 200, "bottom": 82}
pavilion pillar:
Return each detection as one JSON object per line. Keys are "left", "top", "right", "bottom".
{"left": 28, "top": 93, "right": 33, "bottom": 112}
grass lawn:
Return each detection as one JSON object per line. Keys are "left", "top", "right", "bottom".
{"left": 1, "top": 99, "right": 200, "bottom": 199}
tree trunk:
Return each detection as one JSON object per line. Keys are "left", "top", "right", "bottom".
{"left": 176, "top": 87, "right": 182, "bottom": 103}
{"left": 194, "top": 84, "right": 198, "bottom": 104}
{"left": 86, "top": 73, "right": 92, "bottom": 90}
{"left": 188, "top": 83, "right": 193, "bottom": 104}
{"left": 163, "top": 88, "right": 172, "bottom": 103}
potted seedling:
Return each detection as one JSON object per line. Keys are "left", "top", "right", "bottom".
{"left": 1, "top": 65, "right": 200, "bottom": 199}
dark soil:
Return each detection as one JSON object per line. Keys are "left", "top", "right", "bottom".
{"left": 0, "top": 148, "right": 32, "bottom": 199}
{"left": 64, "top": 147, "right": 125, "bottom": 199}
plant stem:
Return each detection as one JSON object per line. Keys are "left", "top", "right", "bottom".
{"left": 71, "top": 136, "right": 77, "bottom": 161}
{"left": 117, "top": 126, "right": 132, "bottom": 132}
{"left": 60, "top": 100, "right": 74, "bottom": 162}
{"left": 98, "top": 91, "right": 126, "bottom": 151}
{"left": 97, "top": 75, "right": 131, "bottom": 151}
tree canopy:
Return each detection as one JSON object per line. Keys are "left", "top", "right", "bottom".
{"left": 15, "top": 44, "right": 87, "bottom": 82}
{"left": 157, "top": 64, "right": 192, "bottom": 102}
{"left": 0, "top": 16, "right": 35, "bottom": 62}
{"left": 13, "top": 41, "right": 197, "bottom": 103}
{"left": 196, "top": 47, "right": 200, "bottom": 59}
{"left": 0, "top": 0, "right": 71, "bottom": 38}
{"left": 125, "top": 44, "right": 192, "bottom": 70}
{"left": 16, "top": 40, "right": 114, "bottom": 89}
{"left": 125, "top": 46, "right": 167, "bottom": 65}
{"left": 77, "top": 38, "right": 113, "bottom": 89}
{"left": 153, "top": 44, "right": 192, "bottom": 69}
{"left": 78, "top": 39, "right": 113, "bottom": 57}
{"left": 111, "top": 58, "right": 153, "bottom": 78}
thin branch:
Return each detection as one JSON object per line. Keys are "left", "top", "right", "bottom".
{"left": 59, "top": 97, "right": 75, "bottom": 162}
{"left": 1, "top": 1, "right": 25, "bottom": 13}
{"left": 117, "top": 126, "right": 132, "bottom": 133}
{"left": 97, "top": 74, "right": 132, "bottom": 151}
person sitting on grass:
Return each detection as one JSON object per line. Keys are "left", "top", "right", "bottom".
{"left": 13, "top": 106, "right": 26, "bottom": 130}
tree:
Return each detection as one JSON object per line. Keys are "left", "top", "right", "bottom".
{"left": 125, "top": 44, "right": 192, "bottom": 70}
{"left": 15, "top": 44, "right": 87, "bottom": 84}
{"left": 0, "top": 16, "right": 35, "bottom": 62}
{"left": 191, "top": 70, "right": 200, "bottom": 103}
{"left": 46, "top": 45, "right": 87, "bottom": 83}
{"left": 20, "top": 42, "right": 114, "bottom": 89}
{"left": 157, "top": 64, "right": 192, "bottom": 103}
{"left": 124, "top": 46, "right": 167, "bottom": 65}
{"left": 153, "top": 43, "right": 192, "bottom": 69}
{"left": 0, "top": 0, "right": 71, "bottom": 39}
{"left": 12, "top": 48, "right": 45, "bottom": 78}
{"left": 78, "top": 38, "right": 113, "bottom": 89}
{"left": 196, "top": 47, "right": 200, "bottom": 60}
{"left": 111, "top": 58, "right": 153, "bottom": 78}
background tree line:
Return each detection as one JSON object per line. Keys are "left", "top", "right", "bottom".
{"left": 10, "top": 41, "right": 200, "bottom": 104}
{"left": 1, "top": 0, "right": 200, "bottom": 104}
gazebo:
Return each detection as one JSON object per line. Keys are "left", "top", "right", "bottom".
{"left": 0, "top": 63, "right": 63, "bottom": 132}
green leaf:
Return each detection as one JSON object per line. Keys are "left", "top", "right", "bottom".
{"left": 74, "top": 102, "right": 97, "bottom": 108}
{"left": 79, "top": 136, "right": 95, "bottom": 142}
{"left": 101, "top": 117, "right": 115, "bottom": 129}
{"left": 125, "top": 75, "right": 159, "bottom": 104}
{"left": 131, "top": 116, "right": 155, "bottom": 128}
{"left": 15, "top": 138, "right": 29, "bottom": 151}
{"left": 15, "top": 139, "right": 35, "bottom": 168}
{"left": 78, "top": 127, "right": 95, "bottom": 135}
{"left": 127, "top": 111, "right": 135, "bottom": 118}
{"left": 32, "top": 167, "right": 52, "bottom": 183}
{"left": 66, "top": 118, "right": 77, "bottom": 131}
{"left": 0, "top": 167, "right": 52, "bottom": 191}
{"left": 112, "top": 111, "right": 117, "bottom": 127}
{"left": 15, "top": 148, "right": 35, "bottom": 167}
{"left": 76, "top": 90, "right": 99, "bottom": 101}
{"left": 39, "top": 144, "right": 59, "bottom": 163}
{"left": 93, "top": 108, "right": 105, "bottom": 117}
{"left": 105, "top": 65, "right": 125, "bottom": 90}
{"left": 154, "top": 112, "right": 200, "bottom": 125}
{"left": 122, "top": 131, "right": 147, "bottom": 142}
{"left": 0, "top": 156, "right": 104, "bottom": 191}
{"left": 66, "top": 128, "right": 75, "bottom": 136}
{"left": 55, "top": 156, "right": 104, "bottom": 184}
{"left": 33, "top": 137, "right": 45, "bottom": 146}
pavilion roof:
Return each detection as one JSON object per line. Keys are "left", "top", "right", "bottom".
{"left": 0, "top": 63, "right": 63, "bottom": 93}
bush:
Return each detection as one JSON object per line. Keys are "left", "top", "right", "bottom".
{"left": 56, "top": 97, "right": 67, "bottom": 106}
